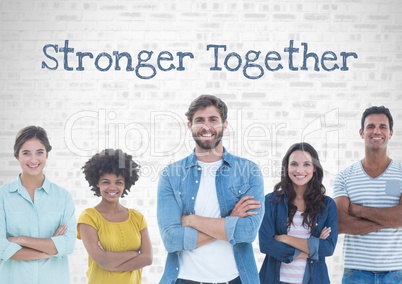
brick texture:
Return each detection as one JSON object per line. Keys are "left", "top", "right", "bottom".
{"left": 1, "top": 0, "right": 402, "bottom": 283}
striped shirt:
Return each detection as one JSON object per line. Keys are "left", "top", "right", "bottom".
{"left": 280, "top": 211, "right": 310, "bottom": 284}
{"left": 333, "top": 160, "right": 402, "bottom": 271}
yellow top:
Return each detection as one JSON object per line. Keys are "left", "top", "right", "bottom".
{"left": 77, "top": 208, "right": 147, "bottom": 284}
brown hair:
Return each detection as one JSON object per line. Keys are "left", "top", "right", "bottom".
{"left": 185, "top": 95, "right": 228, "bottom": 123}
{"left": 273, "top": 142, "right": 326, "bottom": 230}
{"left": 14, "top": 126, "right": 52, "bottom": 158}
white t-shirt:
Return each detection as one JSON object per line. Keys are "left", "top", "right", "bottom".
{"left": 178, "top": 160, "right": 239, "bottom": 282}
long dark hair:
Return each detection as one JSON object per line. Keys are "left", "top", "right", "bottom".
{"left": 274, "top": 142, "right": 326, "bottom": 230}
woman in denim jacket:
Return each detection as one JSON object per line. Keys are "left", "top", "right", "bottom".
{"left": 259, "top": 142, "right": 338, "bottom": 284}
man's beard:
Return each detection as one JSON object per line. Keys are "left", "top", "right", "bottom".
{"left": 192, "top": 128, "right": 224, "bottom": 150}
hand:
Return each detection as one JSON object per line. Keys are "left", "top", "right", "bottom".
{"left": 349, "top": 204, "right": 363, "bottom": 218}
{"left": 230, "top": 196, "right": 261, "bottom": 218}
{"left": 53, "top": 224, "right": 67, "bottom": 236}
{"left": 319, "top": 227, "right": 331, "bottom": 239}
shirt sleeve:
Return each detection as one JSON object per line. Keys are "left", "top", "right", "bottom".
{"left": 225, "top": 162, "right": 265, "bottom": 245}
{"left": 0, "top": 185, "right": 23, "bottom": 261}
{"left": 332, "top": 170, "right": 348, "bottom": 199}
{"left": 258, "top": 194, "right": 299, "bottom": 263}
{"left": 77, "top": 208, "right": 99, "bottom": 240}
{"left": 51, "top": 191, "right": 76, "bottom": 257}
{"left": 315, "top": 197, "right": 338, "bottom": 260}
{"left": 157, "top": 169, "right": 198, "bottom": 253}
{"left": 130, "top": 209, "right": 148, "bottom": 232}
{"left": 307, "top": 237, "right": 320, "bottom": 261}
{"left": 138, "top": 212, "right": 148, "bottom": 232}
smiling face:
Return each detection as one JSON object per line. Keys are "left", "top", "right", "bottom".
{"left": 97, "top": 173, "right": 125, "bottom": 201}
{"left": 287, "top": 150, "right": 315, "bottom": 191}
{"left": 360, "top": 113, "right": 393, "bottom": 151}
{"left": 188, "top": 105, "right": 228, "bottom": 151}
{"left": 16, "top": 138, "right": 47, "bottom": 177}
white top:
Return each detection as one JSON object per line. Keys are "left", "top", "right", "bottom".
{"left": 333, "top": 160, "right": 402, "bottom": 271}
{"left": 178, "top": 160, "right": 239, "bottom": 282}
{"left": 280, "top": 211, "right": 310, "bottom": 284}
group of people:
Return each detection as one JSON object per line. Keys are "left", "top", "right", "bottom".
{"left": 0, "top": 95, "right": 400, "bottom": 284}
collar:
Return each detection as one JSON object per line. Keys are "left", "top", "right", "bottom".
{"left": 185, "top": 147, "right": 233, "bottom": 169}
{"left": 9, "top": 175, "right": 51, "bottom": 194}
{"left": 272, "top": 189, "right": 289, "bottom": 204}
{"left": 281, "top": 190, "right": 289, "bottom": 203}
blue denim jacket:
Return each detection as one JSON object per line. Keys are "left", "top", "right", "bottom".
{"left": 157, "top": 149, "right": 265, "bottom": 284}
{"left": 259, "top": 191, "right": 338, "bottom": 284}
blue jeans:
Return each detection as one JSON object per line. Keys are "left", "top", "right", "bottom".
{"left": 342, "top": 269, "right": 402, "bottom": 284}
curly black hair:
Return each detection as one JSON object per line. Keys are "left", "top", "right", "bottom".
{"left": 82, "top": 149, "right": 140, "bottom": 198}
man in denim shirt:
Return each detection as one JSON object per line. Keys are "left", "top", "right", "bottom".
{"left": 157, "top": 95, "right": 265, "bottom": 284}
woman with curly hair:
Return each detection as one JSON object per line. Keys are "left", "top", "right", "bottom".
{"left": 77, "top": 149, "right": 152, "bottom": 284}
{"left": 259, "top": 142, "right": 338, "bottom": 284}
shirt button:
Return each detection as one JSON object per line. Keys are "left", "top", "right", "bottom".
{"left": 192, "top": 197, "right": 195, "bottom": 200}
{"left": 195, "top": 180, "right": 199, "bottom": 183}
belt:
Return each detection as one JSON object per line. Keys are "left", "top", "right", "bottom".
{"left": 178, "top": 276, "right": 240, "bottom": 284}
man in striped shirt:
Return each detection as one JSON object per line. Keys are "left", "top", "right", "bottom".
{"left": 333, "top": 106, "right": 402, "bottom": 284}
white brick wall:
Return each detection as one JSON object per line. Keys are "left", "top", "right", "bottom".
{"left": 1, "top": 0, "right": 402, "bottom": 283}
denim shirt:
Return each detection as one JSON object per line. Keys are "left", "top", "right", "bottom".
{"left": 259, "top": 191, "right": 338, "bottom": 284}
{"left": 157, "top": 149, "right": 265, "bottom": 284}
